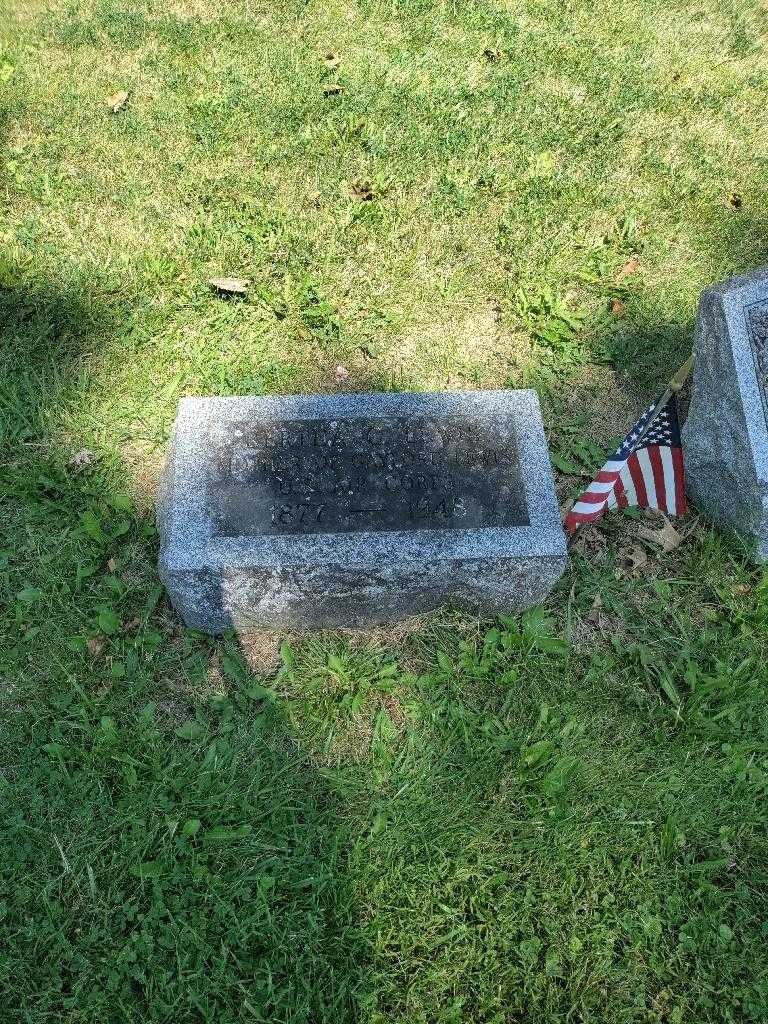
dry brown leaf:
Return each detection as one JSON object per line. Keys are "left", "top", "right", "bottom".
{"left": 585, "top": 593, "right": 616, "bottom": 632}
{"left": 87, "top": 636, "right": 106, "bottom": 658}
{"left": 616, "top": 254, "right": 640, "bottom": 279}
{"left": 125, "top": 616, "right": 142, "bottom": 633}
{"left": 106, "top": 558, "right": 117, "bottom": 573}
{"left": 209, "top": 276, "right": 250, "bottom": 296}
{"left": 587, "top": 593, "right": 606, "bottom": 626}
{"left": 615, "top": 543, "right": 648, "bottom": 576}
{"left": 334, "top": 364, "right": 350, "bottom": 382}
{"left": 610, "top": 297, "right": 627, "bottom": 317}
{"left": 106, "top": 90, "right": 129, "bottom": 113}
{"left": 569, "top": 523, "right": 608, "bottom": 560}
{"left": 322, "top": 52, "right": 341, "bottom": 69}
{"left": 731, "top": 583, "right": 751, "bottom": 596}
{"left": 323, "top": 83, "right": 344, "bottom": 96}
{"left": 350, "top": 181, "right": 374, "bottom": 201}
{"left": 728, "top": 192, "right": 743, "bottom": 209}
{"left": 637, "top": 517, "right": 685, "bottom": 553}
{"left": 626, "top": 544, "right": 649, "bottom": 570}
{"left": 69, "top": 448, "right": 95, "bottom": 468}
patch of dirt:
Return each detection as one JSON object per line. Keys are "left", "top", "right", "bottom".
{"left": 390, "top": 303, "right": 534, "bottom": 391}
{"left": 123, "top": 443, "right": 165, "bottom": 512}
{"left": 239, "top": 631, "right": 286, "bottom": 676}
{"left": 301, "top": 689, "right": 408, "bottom": 769}
{"left": 158, "top": 0, "right": 218, "bottom": 19}
{"left": 155, "top": 696, "right": 192, "bottom": 729}
{"left": 379, "top": 691, "right": 406, "bottom": 730}
{"left": 151, "top": 648, "right": 229, "bottom": 724}
{"left": 342, "top": 613, "right": 433, "bottom": 654}
{"left": 567, "top": 524, "right": 610, "bottom": 562}
{"left": 309, "top": 716, "right": 376, "bottom": 768}
{"left": 0, "top": 676, "right": 20, "bottom": 706}
{"left": 568, "top": 605, "right": 625, "bottom": 657}
{"left": 239, "top": 613, "right": 440, "bottom": 678}
{"left": 559, "top": 364, "right": 652, "bottom": 450}
{"left": 118, "top": 540, "right": 158, "bottom": 590}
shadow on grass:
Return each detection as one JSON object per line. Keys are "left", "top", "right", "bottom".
{"left": 535, "top": 209, "right": 768, "bottom": 483}
{"left": 1, "top": 275, "right": 374, "bottom": 1019}
{"left": 1, "top": 663, "right": 372, "bottom": 1020}
{"left": 1, "top": 273, "right": 121, "bottom": 440}
{"left": 609, "top": 209, "right": 768, "bottom": 392}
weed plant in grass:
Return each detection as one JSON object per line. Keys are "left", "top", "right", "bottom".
{"left": 2, "top": 0, "right": 768, "bottom": 1021}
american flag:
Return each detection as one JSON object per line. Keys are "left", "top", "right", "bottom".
{"left": 564, "top": 391, "right": 686, "bottom": 536}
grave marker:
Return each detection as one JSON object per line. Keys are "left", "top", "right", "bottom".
{"left": 157, "top": 390, "right": 567, "bottom": 631}
{"left": 683, "top": 268, "right": 768, "bottom": 560}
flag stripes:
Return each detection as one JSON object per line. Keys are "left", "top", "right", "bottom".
{"left": 564, "top": 391, "right": 686, "bottom": 535}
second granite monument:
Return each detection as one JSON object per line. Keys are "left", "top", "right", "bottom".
{"left": 158, "top": 390, "right": 567, "bottom": 631}
{"left": 683, "top": 268, "right": 768, "bottom": 561}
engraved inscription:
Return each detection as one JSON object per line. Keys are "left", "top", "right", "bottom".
{"left": 747, "top": 300, "right": 768, "bottom": 428}
{"left": 208, "top": 416, "right": 528, "bottom": 536}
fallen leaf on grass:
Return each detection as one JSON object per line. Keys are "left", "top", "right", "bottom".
{"left": 610, "top": 297, "right": 627, "bottom": 317}
{"left": 209, "top": 276, "right": 250, "bottom": 297}
{"left": 322, "top": 52, "right": 341, "bottom": 69}
{"left": 616, "top": 254, "right": 640, "bottom": 279}
{"left": 619, "top": 544, "right": 649, "bottom": 572}
{"left": 106, "top": 558, "right": 117, "bottom": 573}
{"left": 586, "top": 593, "right": 610, "bottom": 630}
{"left": 637, "top": 517, "right": 685, "bottom": 553}
{"left": 106, "top": 90, "right": 130, "bottom": 113}
{"left": 334, "top": 364, "right": 350, "bottom": 382}
{"left": 69, "top": 448, "right": 95, "bottom": 468}
{"left": 569, "top": 523, "right": 608, "bottom": 560}
{"left": 87, "top": 636, "right": 106, "bottom": 657}
{"left": 350, "top": 181, "right": 375, "bottom": 201}
{"left": 323, "top": 83, "right": 344, "bottom": 97}
{"left": 359, "top": 340, "right": 382, "bottom": 360}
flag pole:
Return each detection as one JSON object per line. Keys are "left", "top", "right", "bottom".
{"left": 668, "top": 354, "right": 694, "bottom": 392}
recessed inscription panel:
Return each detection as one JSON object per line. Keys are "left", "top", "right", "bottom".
{"left": 747, "top": 300, "right": 768, "bottom": 429}
{"left": 208, "top": 416, "right": 528, "bottom": 536}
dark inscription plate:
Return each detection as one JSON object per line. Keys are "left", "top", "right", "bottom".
{"left": 747, "top": 300, "right": 768, "bottom": 429}
{"left": 208, "top": 416, "right": 528, "bottom": 536}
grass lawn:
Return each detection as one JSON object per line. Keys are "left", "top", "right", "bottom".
{"left": 2, "top": 0, "right": 768, "bottom": 1020}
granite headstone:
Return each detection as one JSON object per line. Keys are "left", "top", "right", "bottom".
{"left": 683, "top": 268, "right": 768, "bottom": 560}
{"left": 157, "top": 390, "right": 567, "bottom": 632}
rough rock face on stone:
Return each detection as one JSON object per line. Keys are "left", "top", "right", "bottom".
{"left": 683, "top": 268, "right": 768, "bottom": 561}
{"left": 157, "top": 390, "right": 567, "bottom": 632}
